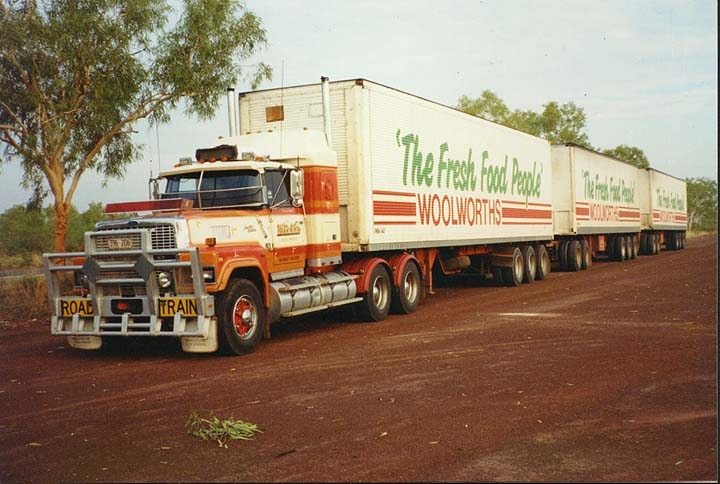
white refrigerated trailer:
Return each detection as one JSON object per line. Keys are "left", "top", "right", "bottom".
{"left": 638, "top": 168, "right": 688, "bottom": 253}
{"left": 239, "top": 77, "right": 556, "bottom": 288}
{"left": 551, "top": 143, "right": 643, "bottom": 269}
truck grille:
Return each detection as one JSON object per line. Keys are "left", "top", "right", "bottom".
{"left": 94, "top": 224, "right": 177, "bottom": 251}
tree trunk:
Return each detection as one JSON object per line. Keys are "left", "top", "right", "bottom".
{"left": 53, "top": 200, "right": 70, "bottom": 253}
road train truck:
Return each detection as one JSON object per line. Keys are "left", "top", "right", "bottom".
{"left": 44, "top": 77, "right": 557, "bottom": 354}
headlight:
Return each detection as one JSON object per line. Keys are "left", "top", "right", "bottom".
{"left": 202, "top": 267, "right": 215, "bottom": 284}
{"left": 157, "top": 271, "right": 173, "bottom": 288}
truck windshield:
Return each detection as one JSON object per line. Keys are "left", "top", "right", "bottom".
{"left": 163, "top": 170, "right": 266, "bottom": 209}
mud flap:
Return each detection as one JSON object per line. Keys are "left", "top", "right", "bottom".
{"left": 68, "top": 335, "right": 102, "bottom": 350}
{"left": 181, "top": 318, "right": 219, "bottom": 353}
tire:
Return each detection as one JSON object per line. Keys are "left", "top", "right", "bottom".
{"left": 633, "top": 236, "right": 640, "bottom": 258}
{"left": 534, "top": 244, "right": 551, "bottom": 281}
{"left": 521, "top": 245, "right": 536, "bottom": 283}
{"left": 639, "top": 233, "right": 646, "bottom": 255}
{"left": 567, "top": 240, "right": 582, "bottom": 272}
{"left": 558, "top": 240, "right": 570, "bottom": 271}
{"left": 580, "top": 239, "right": 592, "bottom": 270}
{"left": 217, "top": 279, "right": 265, "bottom": 355}
{"left": 391, "top": 261, "right": 421, "bottom": 314}
{"left": 607, "top": 236, "right": 616, "bottom": 259}
{"left": 614, "top": 235, "right": 626, "bottom": 262}
{"left": 492, "top": 266, "right": 505, "bottom": 286}
{"left": 357, "top": 264, "right": 392, "bottom": 322}
{"left": 501, "top": 246, "right": 524, "bottom": 287}
{"left": 652, "top": 233, "right": 660, "bottom": 255}
{"left": 666, "top": 232, "right": 676, "bottom": 250}
{"left": 625, "top": 235, "right": 637, "bottom": 260}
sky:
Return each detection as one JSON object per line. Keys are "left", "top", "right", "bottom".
{"left": 0, "top": 0, "right": 717, "bottom": 213}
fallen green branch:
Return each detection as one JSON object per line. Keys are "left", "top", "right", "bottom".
{"left": 186, "top": 412, "right": 262, "bottom": 448}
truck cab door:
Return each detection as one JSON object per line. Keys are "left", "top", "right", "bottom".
{"left": 266, "top": 169, "right": 307, "bottom": 277}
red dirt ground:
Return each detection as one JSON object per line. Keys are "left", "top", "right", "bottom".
{"left": 0, "top": 234, "right": 717, "bottom": 483}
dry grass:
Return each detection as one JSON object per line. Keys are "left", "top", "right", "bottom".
{"left": 0, "top": 274, "right": 50, "bottom": 327}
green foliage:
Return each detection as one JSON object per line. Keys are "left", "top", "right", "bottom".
{"left": 686, "top": 177, "right": 718, "bottom": 232}
{"left": 186, "top": 412, "right": 262, "bottom": 448}
{"left": 66, "top": 202, "right": 105, "bottom": 251}
{"left": 0, "top": 205, "right": 52, "bottom": 255}
{"left": 457, "top": 91, "right": 510, "bottom": 123}
{"left": 0, "top": 0, "right": 271, "bottom": 252}
{"left": 0, "top": 202, "right": 104, "bottom": 257}
{"left": 602, "top": 145, "right": 650, "bottom": 169}
{"left": 456, "top": 93, "right": 590, "bottom": 146}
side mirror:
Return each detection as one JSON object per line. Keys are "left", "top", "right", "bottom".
{"left": 290, "top": 169, "right": 304, "bottom": 207}
{"left": 149, "top": 178, "right": 160, "bottom": 199}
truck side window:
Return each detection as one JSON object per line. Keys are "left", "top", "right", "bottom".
{"left": 163, "top": 176, "right": 199, "bottom": 206}
{"left": 266, "top": 170, "right": 292, "bottom": 208}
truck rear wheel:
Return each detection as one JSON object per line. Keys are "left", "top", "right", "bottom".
{"left": 358, "top": 264, "right": 392, "bottom": 321}
{"left": 392, "top": 261, "right": 421, "bottom": 314}
{"left": 217, "top": 279, "right": 265, "bottom": 355}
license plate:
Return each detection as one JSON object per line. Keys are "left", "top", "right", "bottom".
{"left": 107, "top": 236, "right": 133, "bottom": 250}
{"left": 60, "top": 298, "right": 95, "bottom": 317}
{"left": 158, "top": 297, "right": 198, "bottom": 317}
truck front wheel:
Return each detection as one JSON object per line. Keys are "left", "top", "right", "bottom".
{"left": 358, "top": 264, "right": 392, "bottom": 322}
{"left": 217, "top": 279, "right": 265, "bottom": 355}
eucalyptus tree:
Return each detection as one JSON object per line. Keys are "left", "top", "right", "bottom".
{"left": 602, "top": 144, "right": 650, "bottom": 169}
{"left": 457, "top": 92, "right": 590, "bottom": 146}
{"left": 0, "top": 0, "right": 271, "bottom": 251}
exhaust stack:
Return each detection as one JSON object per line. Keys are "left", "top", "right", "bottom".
{"left": 226, "top": 87, "right": 237, "bottom": 137}
{"left": 321, "top": 76, "right": 332, "bottom": 146}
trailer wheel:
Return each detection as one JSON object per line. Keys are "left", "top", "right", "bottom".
{"left": 217, "top": 279, "right": 265, "bottom": 355}
{"left": 580, "top": 239, "right": 592, "bottom": 270}
{"left": 501, "top": 247, "right": 524, "bottom": 287}
{"left": 558, "top": 240, "right": 569, "bottom": 271}
{"left": 392, "top": 261, "right": 421, "bottom": 314}
{"left": 639, "top": 233, "right": 648, "bottom": 255}
{"left": 606, "top": 236, "right": 616, "bottom": 259}
{"left": 534, "top": 244, "right": 551, "bottom": 280}
{"left": 614, "top": 236, "right": 626, "bottom": 261}
{"left": 492, "top": 266, "right": 505, "bottom": 286}
{"left": 521, "top": 245, "right": 536, "bottom": 283}
{"left": 633, "top": 236, "right": 640, "bottom": 257}
{"left": 629, "top": 236, "right": 637, "bottom": 259}
{"left": 358, "top": 264, "right": 392, "bottom": 321}
{"left": 652, "top": 233, "right": 660, "bottom": 255}
{"left": 567, "top": 240, "right": 582, "bottom": 271}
